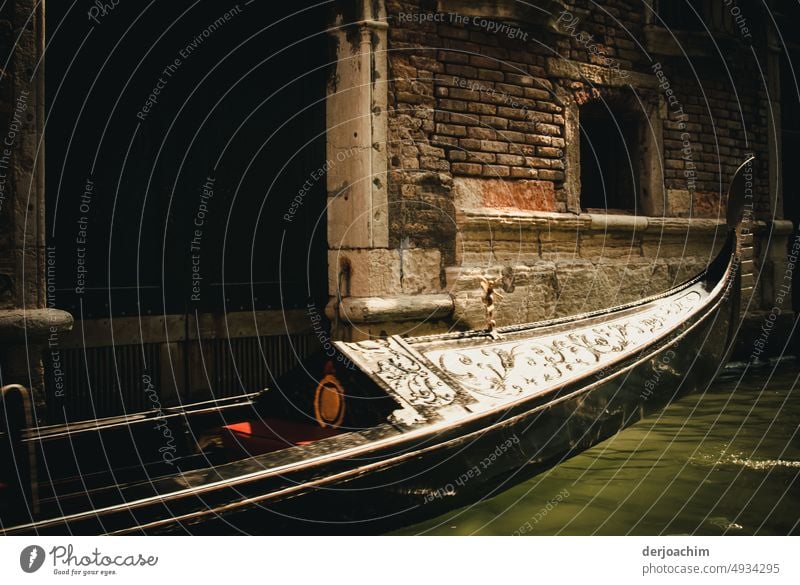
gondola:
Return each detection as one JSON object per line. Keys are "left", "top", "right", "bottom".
{"left": 0, "top": 158, "right": 752, "bottom": 535}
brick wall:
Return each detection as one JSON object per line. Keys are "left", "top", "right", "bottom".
{"left": 662, "top": 68, "right": 771, "bottom": 216}
{"left": 384, "top": 0, "right": 773, "bottom": 286}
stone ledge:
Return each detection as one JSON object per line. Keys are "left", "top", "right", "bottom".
{"left": 455, "top": 209, "right": 752, "bottom": 265}
{"left": 335, "top": 294, "right": 454, "bottom": 324}
{"left": 0, "top": 309, "right": 74, "bottom": 343}
{"left": 545, "top": 57, "right": 658, "bottom": 89}
{"left": 459, "top": 208, "right": 785, "bottom": 235}
{"left": 588, "top": 213, "right": 648, "bottom": 232}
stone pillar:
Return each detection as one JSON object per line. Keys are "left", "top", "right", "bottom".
{"left": 0, "top": 1, "right": 72, "bottom": 413}
{"left": 325, "top": 1, "right": 452, "bottom": 340}
{"left": 326, "top": 2, "right": 389, "bottom": 251}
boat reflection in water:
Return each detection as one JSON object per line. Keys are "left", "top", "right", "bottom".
{"left": 0, "top": 159, "right": 755, "bottom": 535}
{"left": 396, "top": 361, "right": 799, "bottom": 536}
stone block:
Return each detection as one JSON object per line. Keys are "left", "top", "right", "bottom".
{"left": 553, "top": 260, "right": 668, "bottom": 316}
{"left": 453, "top": 177, "right": 556, "bottom": 211}
{"left": 327, "top": 249, "right": 402, "bottom": 298}
{"left": 580, "top": 233, "right": 644, "bottom": 260}
{"left": 400, "top": 248, "right": 443, "bottom": 294}
{"left": 540, "top": 229, "right": 580, "bottom": 261}
{"left": 666, "top": 188, "right": 691, "bottom": 216}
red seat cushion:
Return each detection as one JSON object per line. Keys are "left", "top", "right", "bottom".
{"left": 221, "top": 418, "right": 342, "bottom": 458}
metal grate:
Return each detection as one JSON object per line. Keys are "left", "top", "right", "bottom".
{"left": 199, "top": 333, "right": 314, "bottom": 398}
{"left": 43, "top": 343, "right": 161, "bottom": 423}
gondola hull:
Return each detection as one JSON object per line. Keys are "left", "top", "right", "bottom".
{"left": 2, "top": 236, "right": 738, "bottom": 535}
{"left": 0, "top": 158, "right": 751, "bottom": 536}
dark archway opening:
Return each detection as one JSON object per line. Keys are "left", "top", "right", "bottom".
{"left": 579, "top": 101, "right": 640, "bottom": 213}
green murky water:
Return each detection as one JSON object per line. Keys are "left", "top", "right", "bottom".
{"left": 394, "top": 360, "right": 800, "bottom": 535}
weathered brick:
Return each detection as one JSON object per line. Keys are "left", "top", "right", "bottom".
{"left": 435, "top": 123, "right": 467, "bottom": 136}
{"left": 524, "top": 134, "right": 553, "bottom": 146}
{"left": 466, "top": 151, "right": 496, "bottom": 164}
{"left": 538, "top": 169, "right": 565, "bottom": 181}
{"left": 504, "top": 73, "right": 535, "bottom": 86}
{"left": 438, "top": 50, "right": 470, "bottom": 64}
{"left": 525, "top": 156, "right": 552, "bottom": 168}
{"left": 523, "top": 87, "right": 552, "bottom": 100}
{"left": 467, "top": 126, "right": 497, "bottom": 140}
{"left": 537, "top": 146, "right": 563, "bottom": 157}
{"left": 432, "top": 135, "right": 459, "bottom": 147}
{"left": 400, "top": 184, "right": 419, "bottom": 198}
{"left": 535, "top": 101, "right": 563, "bottom": 113}
{"left": 433, "top": 74, "right": 460, "bottom": 87}
{"left": 482, "top": 91, "right": 516, "bottom": 106}
{"left": 449, "top": 111, "right": 479, "bottom": 125}
{"left": 483, "top": 164, "right": 510, "bottom": 177}
{"left": 420, "top": 157, "right": 450, "bottom": 171}
{"left": 665, "top": 159, "right": 685, "bottom": 170}
{"left": 446, "top": 64, "right": 479, "bottom": 78}
{"left": 495, "top": 83, "right": 524, "bottom": 97}
{"left": 480, "top": 140, "right": 509, "bottom": 153}
{"left": 525, "top": 110, "right": 553, "bottom": 123}
{"left": 466, "top": 101, "right": 496, "bottom": 115}
{"left": 470, "top": 55, "right": 497, "bottom": 68}
{"left": 438, "top": 99, "right": 468, "bottom": 111}
{"left": 496, "top": 154, "right": 526, "bottom": 166}
{"left": 479, "top": 115, "right": 509, "bottom": 130}
{"left": 452, "top": 162, "right": 482, "bottom": 175}
{"left": 448, "top": 88, "right": 481, "bottom": 101}
{"left": 477, "top": 68, "right": 504, "bottom": 82}
{"left": 535, "top": 123, "right": 562, "bottom": 136}
{"left": 515, "top": 144, "right": 536, "bottom": 156}
{"left": 497, "top": 106, "right": 529, "bottom": 120}
{"left": 458, "top": 138, "right": 482, "bottom": 150}
{"left": 510, "top": 166, "right": 538, "bottom": 178}
{"left": 419, "top": 144, "right": 446, "bottom": 158}
{"left": 497, "top": 129, "right": 527, "bottom": 143}
{"left": 410, "top": 55, "right": 442, "bottom": 70}
{"left": 509, "top": 120, "right": 537, "bottom": 133}
{"left": 396, "top": 91, "right": 435, "bottom": 105}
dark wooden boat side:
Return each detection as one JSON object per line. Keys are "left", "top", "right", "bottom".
{"left": 0, "top": 159, "right": 752, "bottom": 535}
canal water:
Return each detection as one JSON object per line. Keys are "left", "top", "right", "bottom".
{"left": 393, "top": 359, "right": 800, "bottom": 535}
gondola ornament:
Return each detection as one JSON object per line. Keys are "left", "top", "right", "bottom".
{"left": 480, "top": 277, "right": 504, "bottom": 338}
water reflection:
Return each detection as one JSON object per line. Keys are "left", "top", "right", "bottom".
{"left": 394, "top": 360, "right": 800, "bottom": 535}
